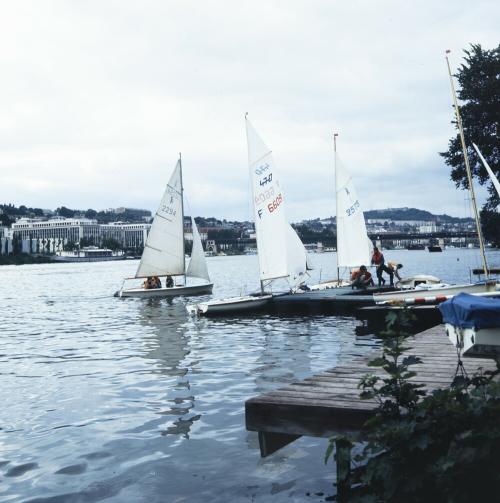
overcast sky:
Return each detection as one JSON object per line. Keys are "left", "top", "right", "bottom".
{"left": 0, "top": 0, "right": 498, "bottom": 221}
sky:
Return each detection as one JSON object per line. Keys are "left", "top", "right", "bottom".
{"left": 0, "top": 0, "right": 498, "bottom": 221}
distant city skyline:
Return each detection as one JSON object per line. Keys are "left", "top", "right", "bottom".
{"left": 0, "top": 1, "right": 497, "bottom": 220}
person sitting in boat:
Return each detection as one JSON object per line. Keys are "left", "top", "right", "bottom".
{"left": 371, "top": 247, "right": 394, "bottom": 286}
{"left": 166, "top": 275, "right": 174, "bottom": 288}
{"left": 152, "top": 276, "right": 162, "bottom": 288}
{"left": 387, "top": 261, "right": 403, "bottom": 282}
{"left": 143, "top": 277, "right": 154, "bottom": 289}
{"left": 351, "top": 266, "right": 374, "bottom": 289}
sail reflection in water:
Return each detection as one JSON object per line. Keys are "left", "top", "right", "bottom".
{"left": 138, "top": 299, "right": 200, "bottom": 438}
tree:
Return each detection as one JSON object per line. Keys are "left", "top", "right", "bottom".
{"left": 441, "top": 44, "right": 500, "bottom": 247}
{"left": 56, "top": 206, "right": 76, "bottom": 218}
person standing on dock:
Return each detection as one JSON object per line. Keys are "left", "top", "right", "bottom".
{"left": 371, "top": 247, "right": 394, "bottom": 286}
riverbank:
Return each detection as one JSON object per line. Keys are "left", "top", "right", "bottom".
{"left": 0, "top": 254, "right": 55, "bottom": 266}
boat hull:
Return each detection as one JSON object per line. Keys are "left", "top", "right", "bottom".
{"left": 187, "top": 294, "right": 273, "bottom": 316}
{"left": 118, "top": 283, "right": 213, "bottom": 298}
{"left": 271, "top": 285, "right": 396, "bottom": 315}
{"left": 446, "top": 323, "right": 500, "bottom": 358}
{"left": 374, "top": 282, "right": 499, "bottom": 305}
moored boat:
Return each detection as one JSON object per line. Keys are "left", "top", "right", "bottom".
{"left": 188, "top": 117, "right": 309, "bottom": 316}
{"left": 440, "top": 293, "right": 500, "bottom": 358}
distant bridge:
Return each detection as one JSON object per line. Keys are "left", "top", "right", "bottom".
{"left": 211, "top": 230, "right": 478, "bottom": 247}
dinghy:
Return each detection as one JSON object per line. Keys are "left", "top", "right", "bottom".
{"left": 116, "top": 156, "right": 213, "bottom": 298}
{"left": 187, "top": 117, "right": 309, "bottom": 316}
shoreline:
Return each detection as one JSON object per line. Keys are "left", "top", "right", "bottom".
{"left": 0, "top": 254, "right": 56, "bottom": 266}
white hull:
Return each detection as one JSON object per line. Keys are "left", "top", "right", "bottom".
{"left": 308, "top": 279, "right": 351, "bottom": 291}
{"left": 55, "top": 256, "right": 126, "bottom": 263}
{"left": 187, "top": 294, "right": 273, "bottom": 315}
{"left": 446, "top": 323, "right": 500, "bottom": 358}
{"left": 375, "top": 282, "right": 499, "bottom": 305}
{"left": 118, "top": 283, "right": 213, "bottom": 298}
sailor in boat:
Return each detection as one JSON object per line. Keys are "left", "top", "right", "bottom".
{"left": 143, "top": 276, "right": 161, "bottom": 289}
{"left": 166, "top": 275, "right": 174, "bottom": 288}
{"left": 351, "top": 265, "right": 374, "bottom": 289}
{"left": 371, "top": 247, "right": 394, "bottom": 286}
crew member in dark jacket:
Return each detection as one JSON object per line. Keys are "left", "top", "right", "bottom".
{"left": 371, "top": 247, "right": 394, "bottom": 286}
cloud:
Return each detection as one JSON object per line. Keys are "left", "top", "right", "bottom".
{"left": 0, "top": 0, "right": 497, "bottom": 220}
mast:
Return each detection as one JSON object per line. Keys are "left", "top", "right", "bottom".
{"left": 445, "top": 51, "right": 489, "bottom": 277}
{"left": 334, "top": 132, "right": 340, "bottom": 284}
{"left": 179, "top": 152, "right": 186, "bottom": 283}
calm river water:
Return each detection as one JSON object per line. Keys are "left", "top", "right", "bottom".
{"left": 1, "top": 249, "right": 499, "bottom": 502}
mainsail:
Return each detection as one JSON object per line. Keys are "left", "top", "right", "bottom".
{"left": 135, "top": 160, "right": 185, "bottom": 278}
{"left": 246, "top": 118, "right": 308, "bottom": 283}
{"left": 473, "top": 143, "right": 500, "bottom": 200}
{"left": 335, "top": 153, "right": 372, "bottom": 268}
{"left": 186, "top": 217, "right": 211, "bottom": 282}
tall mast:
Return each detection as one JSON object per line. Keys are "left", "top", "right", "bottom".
{"left": 179, "top": 152, "right": 186, "bottom": 282}
{"left": 445, "top": 51, "right": 489, "bottom": 277}
{"left": 334, "top": 132, "right": 340, "bottom": 284}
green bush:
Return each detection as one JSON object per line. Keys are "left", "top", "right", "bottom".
{"left": 326, "top": 309, "right": 500, "bottom": 502}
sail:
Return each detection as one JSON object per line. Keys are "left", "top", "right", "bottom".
{"left": 246, "top": 118, "right": 289, "bottom": 282}
{"left": 186, "top": 217, "right": 211, "bottom": 282}
{"left": 135, "top": 160, "right": 185, "bottom": 278}
{"left": 473, "top": 143, "right": 500, "bottom": 200}
{"left": 335, "top": 153, "right": 372, "bottom": 268}
{"left": 286, "top": 224, "right": 309, "bottom": 281}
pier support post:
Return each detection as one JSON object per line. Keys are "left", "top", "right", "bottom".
{"left": 335, "top": 438, "right": 351, "bottom": 502}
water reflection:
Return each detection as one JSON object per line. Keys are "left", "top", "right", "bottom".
{"left": 137, "top": 299, "right": 200, "bottom": 438}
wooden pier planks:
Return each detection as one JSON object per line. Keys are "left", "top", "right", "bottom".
{"left": 245, "top": 325, "right": 497, "bottom": 457}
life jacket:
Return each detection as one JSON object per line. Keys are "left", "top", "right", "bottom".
{"left": 372, "top": 250, "right": 383, "bottom": 265}
{"left": 351, "top": 269, "right": 372, "bottom": 281}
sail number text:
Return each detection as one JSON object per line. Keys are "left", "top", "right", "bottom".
{"left": 259, "top": 173, "right": 273, "bottom": 186}
{"left": 255, "top": 186, "right": 275, "bottom": 205}
{"left": 255, "top": 163, "right": 270, "bottom": 176}
{"left": 160, "top": 205, "right": 176, "bottom": 216}
{"left": 267, "top": 193, "right": 283, "bottom": 213}
{"left": 346, "top": 200, "right": 360, "bottom": 217}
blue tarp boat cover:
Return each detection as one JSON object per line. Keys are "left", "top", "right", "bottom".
{"left": 439, "top": 293, "right": 500, "bottom": 330}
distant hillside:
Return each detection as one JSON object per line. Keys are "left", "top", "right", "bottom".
{"left": 364, "top": 207, "right": 472, "bottom": 223}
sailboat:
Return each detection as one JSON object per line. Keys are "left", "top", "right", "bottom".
{"left": 116, "top": 156, "right": 213, "bottom": 298}
{"left": 308, "top": 135, "right": 376, "bottom": 291}
{"left": 187, "top": 117, "right": 309, "bottom": 315}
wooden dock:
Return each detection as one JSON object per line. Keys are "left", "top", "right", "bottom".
{"left": 245, "top": 324, "right": 497, "bottom": 458}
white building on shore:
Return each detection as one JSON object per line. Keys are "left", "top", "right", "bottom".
{"left": 12, "top": 217, "right": 101, "bottom": 244}
{"left": 11, "top": 217, "right": 152, "bottom": 250}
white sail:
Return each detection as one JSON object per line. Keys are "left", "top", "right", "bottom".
{"left": 473, "top": 143, "right": 500, "bottom": 200}
{"left": 286, "top": 224, "right": 309, "bottom": 282}
{"left": 135, "top": 160, "right": 185, "bottom": 278}
{"left": 246, "top": 118, "right": 290, "bottom": 282}
{"left": 186, "top": 217, "right": 211, "bottom": 282}
{"left": 335, "top": 153, "right": 372, "bottom": 268}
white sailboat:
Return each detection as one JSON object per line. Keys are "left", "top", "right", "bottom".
{"left": 188, "top": 117, "right": 309, "bottom": 315}
{"left": 117, "top": 157, "right": 213, "bottom": 298}
{"left": 309, "top": 136, "right": 374, "bottom": 290}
